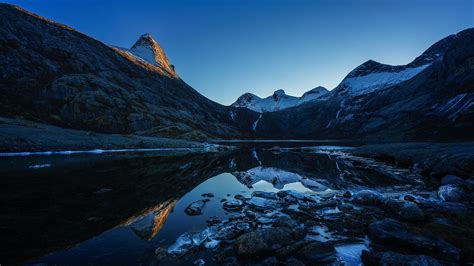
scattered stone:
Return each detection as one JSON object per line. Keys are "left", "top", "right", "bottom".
{"left": 361, "top": 250, "right": 441, "bottom": 266}
{"left": 184, "top": 199, "right": 209, "bottom": 216}
{"left": 215, "top": 222, "right": 252, "bottom": 240}
{"left": 296, "top": 241, "right": 336, "bottom": 263}
{"left": 235, "top": 227, "right": 295, "bottom": 257}
{"left": 438, "top": 184, "right": 466, "bottom": 202}
{"left": 223, "top": 199, "right": 244, "bottom": 211}
{"left": 384, "top": 199, "right": 425, "bottom": 221}
{"left": 248, "top": 196, "right": 285, "bottom": 210}
{"left": 201, "top": 193, "right": 214, "bottom": 198}
{"left": 368, "top": 218, "right": 460, "bottom": 262}
{"left": 351, "top": 190, "right": 384, "bottom": 206}
{"left": 234, "top": 194, "right": 247, "bottom": 201}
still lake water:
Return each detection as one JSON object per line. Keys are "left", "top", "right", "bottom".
{"left": 0, "top": 141, "right": 432, "bottom": 265}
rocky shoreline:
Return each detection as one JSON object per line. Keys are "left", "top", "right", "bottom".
{"left": 152, "top": 146, "right": 474, "bottom": 265}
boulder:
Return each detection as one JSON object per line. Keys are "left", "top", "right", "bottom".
{"left": 184, "top": 199, "right": 209, "bottom": 216}
{"left": 252, "top": 191, "right": 279, "bottom": 200}
{"left": 296, "top": 241, "right": 336, "bottom": 263}
{"left": 351, "top": 190, "right": 384, "bottom": 206}
{"left": 368, "top": 219, "right": 460, "bottom": 262}
{"left": 235, "top": 227, "right": 295, "bottom": 257}
{"left": 223, "top": 199, "right": 244, "bottom": 211}
{"left": 384, "top": 199, "right": 425, "bottom": 221}
{"left": 438, "top": 184, "right": 466, "bottom": 202}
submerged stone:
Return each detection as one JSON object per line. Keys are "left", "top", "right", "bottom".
{"left": 201, "top": 193, "right": 214, "bottom": 198}
{"left": 252, "top": 191, "right": 278, "bottom": 200}
{"left": 223, "top": 199, "right": 244, "bottom": 211}
{"left": 184, "top": 199, "right": 209, "bottom": 216}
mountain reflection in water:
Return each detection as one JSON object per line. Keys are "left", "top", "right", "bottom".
{"left": 0, "top": 145, "right": 432, "bottom": 265}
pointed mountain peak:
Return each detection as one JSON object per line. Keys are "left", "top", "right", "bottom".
{"left": 302, "top": 86, "right": 328, "bottom": 98}
{"left": 273, "top": 89, "right": 286, "bottom": 97}
{"left": 130, "top": 33, "right": 177, "bottom": 76}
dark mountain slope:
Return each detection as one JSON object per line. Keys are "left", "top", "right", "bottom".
{"left": 0, "top": 4, "right": 258, "bottom": 140}
{"left": 253, "top": 28, "right": 474, "bottom": 141}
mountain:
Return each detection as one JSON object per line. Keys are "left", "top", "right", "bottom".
{"left": 115, "top": 33, "right": 177, "bottom": 78}
{"left": 0, "top": 4, "right": 258, "bottom": 140}
{"left": 231, "top": 87, "right": 328, "bottom": 112}
{"left": 331, "top": 33, "right": 458, "bottom": 97}
{"left": 250, "top": 28, "right": 474, "bottom": 141}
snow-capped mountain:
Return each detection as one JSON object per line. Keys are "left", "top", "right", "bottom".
{"left": 114, "top": 33, "right": 177, "bottom": 77}
{"left": 331, "top": 33, "right": 459, "bottom": 97}
{"left": 232, "top": 87, "right": 328, "bottom": 112}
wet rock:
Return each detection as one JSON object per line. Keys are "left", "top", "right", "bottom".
{"left": 296, "top": 241, "right": 336, "bottom": 263}
{"left": 213, "top": 246, "right": 235, "bottom": 263}
{"left": 167, "top": 227, "right": 217, "bottom": 255}
{"left": 94, "top": 188, "right": 112, "bottom": 194}
{"left": 384, "top": 199, "right": 425, "bottom": 221}
{"left": 234, "top": 194, "right": 248, "bottom": 201}
{"left": 440, "top": 175, "right": 465, "bottom": 186}
{"left": 351, "top": 190, "right": 384, "bottom": 206}
{"left": 215, "top": 221, "right": 252, "bottom": 240}
{"left": 184, "top": 199, "right": 209, "bottom": 216}
{"left": 368, "top": 218, "right": 460, "bottom": 261}
{"left": 343, "top": 191, "right": 352, "bottom": 198}
{"left": 252, "top": 191, "right": 278, "bottom": 200}
{"left": 201, "top": 193, "right": 214, "bottom": 198}
{"left": 361, "top": 250, "right": 441, "bottom": 266}
{"left": 248, "top": 196, "right": 285, "bottom": 210}
{"left": 206, "top": 216, "right": 221, "bottom": 226}
{"left": 235, "top": 227, "right": 295, "bottom": 257}
{"left": 275, "top": 240, "right": 309, "bottom": 257}
{"left": 223, "top": 199, "right": 244, "bottom": 211}
{"left": 438, "top": 184, "right": 466, "bottom": 202}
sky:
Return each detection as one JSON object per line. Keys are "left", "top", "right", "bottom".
{"left": 5, "top": 0, "right": 474, "bottom": 105}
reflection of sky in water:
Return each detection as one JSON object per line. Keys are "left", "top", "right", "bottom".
{"left": 32, "top": 172, "right": 318, "bottom": 265}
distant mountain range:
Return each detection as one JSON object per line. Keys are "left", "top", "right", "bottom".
{"left": 0, "top": 3, "right": 472, "bottom": 145}
{"left": 231, "top": 87, "right": 328, "bottom": 112}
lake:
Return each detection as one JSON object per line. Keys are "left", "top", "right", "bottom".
{"left": 0, "top": 142, "right": 449, "bottom": 265}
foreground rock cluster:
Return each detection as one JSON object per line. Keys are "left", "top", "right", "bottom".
{"left": 154, "top": 173, "right": 474, "bottom": 265}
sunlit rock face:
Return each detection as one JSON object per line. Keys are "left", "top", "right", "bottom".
{"left": 129, "top": 33, "right": 177, "bottom": 78}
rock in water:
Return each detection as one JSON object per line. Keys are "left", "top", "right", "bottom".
{"left": 235, "top": 227, "right": 295, "bottom": 256}
{"left": 384, "top": 199, "right": 425, "bottom": 221}
{"left": 223, "top": 199, "right": 244, "bottom": 211}
{"left": 438, "top": 184, "right": 466, "bottom": 202}
{"left": 296, "top": 242, "right": 337, "bottom": 263}
{"left": 185, "top": 199, "right": 209, "bottom": 216}
{"left": 351, "top": 190, "right": 384, "bottom": 206}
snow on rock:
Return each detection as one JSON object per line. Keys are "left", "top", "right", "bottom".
{"left": 232, "top": 87, "right": 328, "bottom": 113}
{"left": 338, "top": 63, "right": 431, "bottom": 96}
{"left": 252, "top": 114, "right": 262, "bottom": 130}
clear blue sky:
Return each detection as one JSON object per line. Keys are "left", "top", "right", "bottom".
{"left": 6, "top": 0, "right": 474, "bottom": 105}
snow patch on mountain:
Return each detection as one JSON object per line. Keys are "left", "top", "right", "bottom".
{"left": 340, "top": 63, "right": 431, "bottom": 96}
{"left": 232, "top": 87, "right": 328, "bottom": 112}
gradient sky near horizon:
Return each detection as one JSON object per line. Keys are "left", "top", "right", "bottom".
{"left": 6, "top": 0, "right": 474, "bottom": 105}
